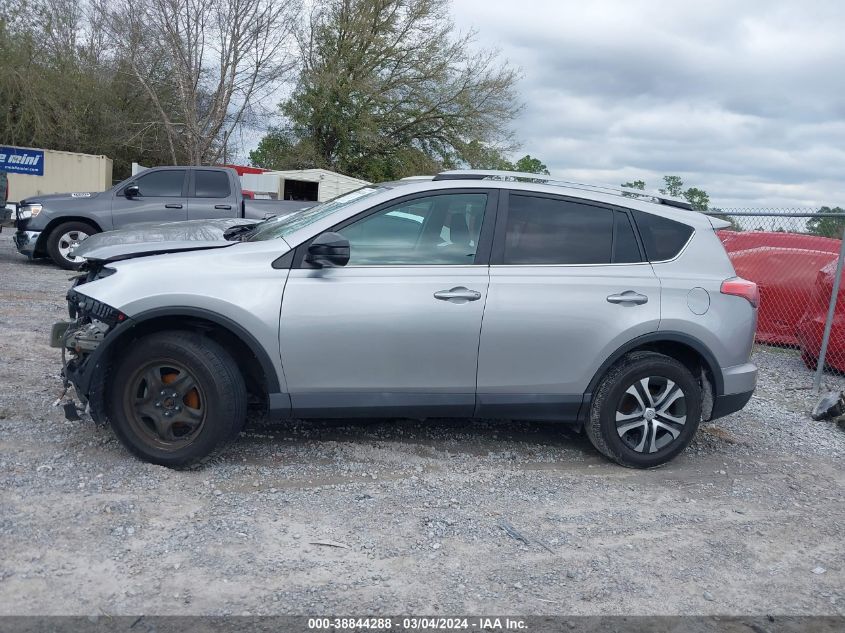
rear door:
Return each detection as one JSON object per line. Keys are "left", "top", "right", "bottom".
{"left": 187, "top": 169, "right": 239, "bottom": 219}
{"left": 113, "top": 168, "right": 188, "bottom": 225}
{"left": 476, "top": 191, "right": 661, "bottom": 419}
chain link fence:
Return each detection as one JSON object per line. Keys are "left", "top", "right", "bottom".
{"left": 708, "top": 209, "right": 845, "bottom": 386}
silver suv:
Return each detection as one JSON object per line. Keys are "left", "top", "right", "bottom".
{"left": 55, "top": 170, "right": 758, "bottom": 468}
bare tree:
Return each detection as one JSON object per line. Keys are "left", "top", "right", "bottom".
{"left": 101, "top": 0, "right": 300, "bottom": 165}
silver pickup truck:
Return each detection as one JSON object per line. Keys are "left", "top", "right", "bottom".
{"left": 7, "top": 166, "right": 313, "bottom": 268}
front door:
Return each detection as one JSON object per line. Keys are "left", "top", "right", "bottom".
{"left": 114, "top": 168, "right": 188, "bottom": 225}
{"left": 476, "top": 192, "right": 661, "bottom": 419}
{"left": 279, "top": 190, "right": 495, "bottom": 417}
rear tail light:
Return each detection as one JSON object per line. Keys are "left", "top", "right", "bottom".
{"left": 721, "top": 277, "right": 759, "bottom": 308}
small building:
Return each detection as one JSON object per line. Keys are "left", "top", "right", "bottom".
{"left": 1, "top": 145, "right": 113, "bottom": 202}
{"left": 269, "top": 169, "right": 370, "bottom": 202}
{"left": 222, "top": 165, "right": 370, "bottom": 202}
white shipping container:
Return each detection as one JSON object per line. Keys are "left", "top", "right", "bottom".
{"left": 4, "top": 146, "right": 113, "bottom": 202}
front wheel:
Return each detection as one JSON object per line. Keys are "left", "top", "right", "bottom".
{"left": 46, "top": 221, "right": 96, "bottom": 269}
{"left": 586, "top": 351, "right": 702, "bottom": 468}
{"left": 108, "top": 331, "right": 247, "bottom": 468}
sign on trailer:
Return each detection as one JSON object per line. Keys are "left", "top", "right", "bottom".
{"left": 0, "top": 146, "right": 44, "bottom": 176}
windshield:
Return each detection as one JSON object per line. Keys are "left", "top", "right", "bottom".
{"left": 248, "top": 186, "right": 386, "bottom": 242}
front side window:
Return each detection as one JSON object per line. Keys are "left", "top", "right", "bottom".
{"left": 195, "top": 170, "right": 231, "bottom": 198}
{"left": 132, "top": 170, "right": 186, "bottom": 197}
{"left": 249, "top": 187, "right": 386, "bottom": 241}
{"left": 503, "top": 195, "right": 614, "bottom": 265}
{"left": 340, "top": 193, "right": 487, "bottom": 266}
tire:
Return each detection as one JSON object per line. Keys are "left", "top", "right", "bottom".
{"left": 585, "top": 351, "right": 702, "bottom": 468}
{"left": 46, "top": 220, "right": 97, "bottom": 269}
{"left": 108, "top": 331, "right": 247, "bottom": 468}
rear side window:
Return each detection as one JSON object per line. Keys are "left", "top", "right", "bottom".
{"left": 195, "top": 170, "right": 231, "bottom": 198}
{"left": 633, "top": 210, "right": 694, "bottom": 261}
{"left": 503, "top": 195, "right": 613, "bottom": 265}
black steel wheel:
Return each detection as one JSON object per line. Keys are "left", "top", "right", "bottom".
{"left": 123, "top": 360, "right": 207, "bottom": 451}
{"left": 108, "top": 331, "right": 246, "bottom": 468}
{"left": 586, "top": 351, "right": 702, "bottom": 468}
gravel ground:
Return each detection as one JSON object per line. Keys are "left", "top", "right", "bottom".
{"left": 0, "top": 237, "right": 843, "bottom": 617}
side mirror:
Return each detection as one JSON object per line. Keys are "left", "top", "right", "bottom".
{"left": 124, "top": 184, "right": 140, "bottom": 198}
{"left": 306, "top": 232, "right": 350, "bottom": 268}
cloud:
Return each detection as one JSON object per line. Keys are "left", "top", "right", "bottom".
{"left": 451, "top": 0, "right": 845, "bottom": 208}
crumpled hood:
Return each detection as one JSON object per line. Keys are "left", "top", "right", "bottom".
{"left": 72, "top": 217, "right": 257, "bottom": 262}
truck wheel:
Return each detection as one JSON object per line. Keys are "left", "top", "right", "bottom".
{"left": 46, "top": 221, "right": 96, "bottom": 269}
{"left": 585, "top": 351, "right": 702, "bottom": 468}
{"left": 108, "top": 331, "right": 247, "bottom": 468}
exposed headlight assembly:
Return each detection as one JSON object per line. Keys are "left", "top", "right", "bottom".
{"left": 66, "top": 288, "right": 126, "bottom": 325}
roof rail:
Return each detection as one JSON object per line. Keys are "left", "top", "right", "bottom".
{"left": 432, "top": 170, "right": 693, "bottom": 210}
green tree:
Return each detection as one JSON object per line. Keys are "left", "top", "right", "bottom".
{"left": 458, "top": 140, "right": 516, "bottom": 171}
{"left": 249, "top": 129, "right": 311, "bottom": 171}
{"left": 621, "top": 180, "right": 646, "bottom": 190}
{"left": 682, "top": 186, "right": 710, "bottom": 211}
{"left": 513, "top": 155, "right": 549, "bottom": 175}
{"left": 252, "top": 0, "right": 521, "bottom": 181}
{"left": 806, "top": 206, "right": 845, "bottom": 238}
{"left": 660, "top": 175, "right": 684, "bottom": 197}
{"left": 621, "top": 176, "right": 711, "bottom": 211}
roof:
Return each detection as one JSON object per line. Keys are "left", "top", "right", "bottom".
{"left": 432, "top": 170, "right": 693, "bottom": 210}
{"left": 370, "top": 171, "right": 712, "bottom": 230}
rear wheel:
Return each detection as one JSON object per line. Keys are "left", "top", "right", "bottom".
{"left": 46, "top": 221, "right": 96, "bottom": 269}
{"left": 586, "top": 351, "right": 702, "bottom": 468}
{"left": 108, "top": 331, "right": 246, "bottom": 468}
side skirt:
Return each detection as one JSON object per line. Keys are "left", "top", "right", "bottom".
{"left": 475, "top": 393, "right": 585, "bottom": 422}
{"left": 267, "top": 391, "right": 588, "bottom": 423}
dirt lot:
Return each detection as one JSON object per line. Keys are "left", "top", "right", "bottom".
{"left": 0, "top": 237, "right": 843, "bottom": 617}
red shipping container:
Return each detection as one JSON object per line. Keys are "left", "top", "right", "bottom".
{"left": 797, "top": 258, "right": 845, "bottom": 372}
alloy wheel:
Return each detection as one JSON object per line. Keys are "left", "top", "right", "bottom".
{"left": 57, "top": 230, "right": 89, "bottom": 263}
{"left": 615, "top": 376, "right": 687, "bottom": 454}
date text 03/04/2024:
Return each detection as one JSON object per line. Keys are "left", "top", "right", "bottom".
{"left": 306, "top": 617, "right": 528, "bottom": 630}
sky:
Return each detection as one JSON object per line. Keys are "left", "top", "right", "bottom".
{"left": 449, "top": 0, "right": 845, "bottom": 209}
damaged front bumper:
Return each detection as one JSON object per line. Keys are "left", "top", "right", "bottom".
{"left": 52, "top": 286, "right": 128, "bottom": 422}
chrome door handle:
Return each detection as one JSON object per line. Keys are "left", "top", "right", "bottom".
{"left": 607, "top": 290, "right": 648, "bottom": 305}
{"left": 165, "top": 203, "right": 183, "bottom": 209}
{"left": 434, "top": 287, "right": 482, "bottom": 303}
{"left": 215, "top": 204, "right": 232, "bottom": 210}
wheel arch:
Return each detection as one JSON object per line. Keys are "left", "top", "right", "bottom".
{"left": 38, "top": 216, "right": 103, "bottom": 254}
{"left": 580, "top": 331, "right": 724, "bottom": 423}
{"left": 96, "top": 307, "right": 281, "bottom": 407}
